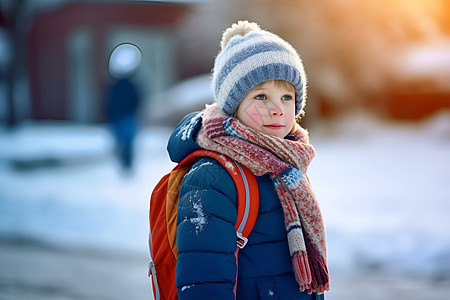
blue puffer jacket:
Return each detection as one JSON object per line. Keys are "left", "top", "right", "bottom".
{"left": 168, "top": 112, "right": 324, "bottom": 300}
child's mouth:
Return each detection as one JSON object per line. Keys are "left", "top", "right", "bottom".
{"left": 263, "top": 124, "right": 284, "bottom": 130}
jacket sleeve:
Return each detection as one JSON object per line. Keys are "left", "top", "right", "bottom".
{"left": 176, "top": 158, "right": 238, "bottom": 300}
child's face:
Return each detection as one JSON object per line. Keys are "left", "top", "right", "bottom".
{"left": 236, "top": 80, "right": 296, "bottom": 138}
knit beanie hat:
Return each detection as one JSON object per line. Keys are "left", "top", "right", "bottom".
{"left": 212, "top": 21, "right": 307, "bottom": 116}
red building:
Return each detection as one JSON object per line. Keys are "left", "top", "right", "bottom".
{"left": 27, "top": 1, "right": 191, "bottom": 123}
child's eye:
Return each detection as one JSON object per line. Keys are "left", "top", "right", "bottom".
{"left": 282, "top": 95, "right": 293, "bottom": 101}
{"left": 255, "top": 94, "right": 267, "bottom": 100}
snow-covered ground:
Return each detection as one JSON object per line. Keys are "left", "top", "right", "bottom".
{"left": 309, "top": 112, "right": 450, "bottom": 278}
{"left": 0, "top": 111, "right": 449, "bottom": 299}
{"left": 0, "top": 122, "right": 171, "bottom": 255}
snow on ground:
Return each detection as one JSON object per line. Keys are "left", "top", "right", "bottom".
{"left": 0, "top": 122, "right": 174, "bottom": 255}
{"left": 308, "top": 111, "right": 450, "bottom": 279}
{"left": 0, "top": 111, "right": 449, "bottom": 299}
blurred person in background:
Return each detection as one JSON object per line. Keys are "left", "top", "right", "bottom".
{"left": 105, "top": 43, "right": 142, "bottom": 172}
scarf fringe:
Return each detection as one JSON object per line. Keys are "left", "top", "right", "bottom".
{"left": 293, "top": 250, "right": 330, "bottom": 295}
{"left": 305, "top": 235, "right": 330, "bottom": 294}
{"left": 307, "top": 257, "right": 329, "bottom": 294}
{"left": 292, "top": 251, "right": 312, "bottom": 291}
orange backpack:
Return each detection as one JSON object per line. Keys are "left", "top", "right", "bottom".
{"left": 148, "top": 149, "right": 259, "bottom": 300}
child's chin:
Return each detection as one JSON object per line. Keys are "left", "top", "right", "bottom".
{"left": 262, "top": 129, "right": 287, "bottom": 138}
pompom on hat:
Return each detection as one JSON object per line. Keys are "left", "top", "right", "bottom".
{"left": 212, "top": 21, "right": 307, "bottom": 116}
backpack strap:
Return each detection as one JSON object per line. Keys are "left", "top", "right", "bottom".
{"left": 180, "top": 149, "right": 259, "bottom": 249}
{"left": 233, "top": 161, "right": 259, "bottom": 248}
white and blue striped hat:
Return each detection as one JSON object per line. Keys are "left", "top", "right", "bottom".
{"left": 212, "top": 21, "right": 307, "bottom": 116}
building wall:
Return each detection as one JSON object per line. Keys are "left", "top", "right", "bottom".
{"left": 27, "top": 1, "right": 189, "bottom": 123}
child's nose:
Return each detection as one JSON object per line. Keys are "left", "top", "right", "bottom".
{"left": 269, "top": 101, "right": 284, "bottom": 116}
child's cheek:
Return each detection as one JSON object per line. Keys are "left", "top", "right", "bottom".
{"left": 237, "top": 103, "right": 264, "bottom": 129}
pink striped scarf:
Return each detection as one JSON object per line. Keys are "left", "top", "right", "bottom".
{"left": 196, "top": 104, "right": 329, "bottom": 294}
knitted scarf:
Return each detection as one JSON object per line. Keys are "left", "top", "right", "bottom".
{"left": 196, "top": 104, "right": 329, "bottom": 294}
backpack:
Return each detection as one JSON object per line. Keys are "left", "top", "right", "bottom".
{"left": 148, "top": 149, "right": 259, "bottom": 300}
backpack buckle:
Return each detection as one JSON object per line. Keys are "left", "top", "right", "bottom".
{"left": 148, "top": 260, "right": 156, "bottom": 277}
{"left": 236, "top": 232, "right": 248, "bottom": 249}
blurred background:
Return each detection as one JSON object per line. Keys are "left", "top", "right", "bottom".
{"left": 0, "top": 0, "right": 449, "bottom": 299}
